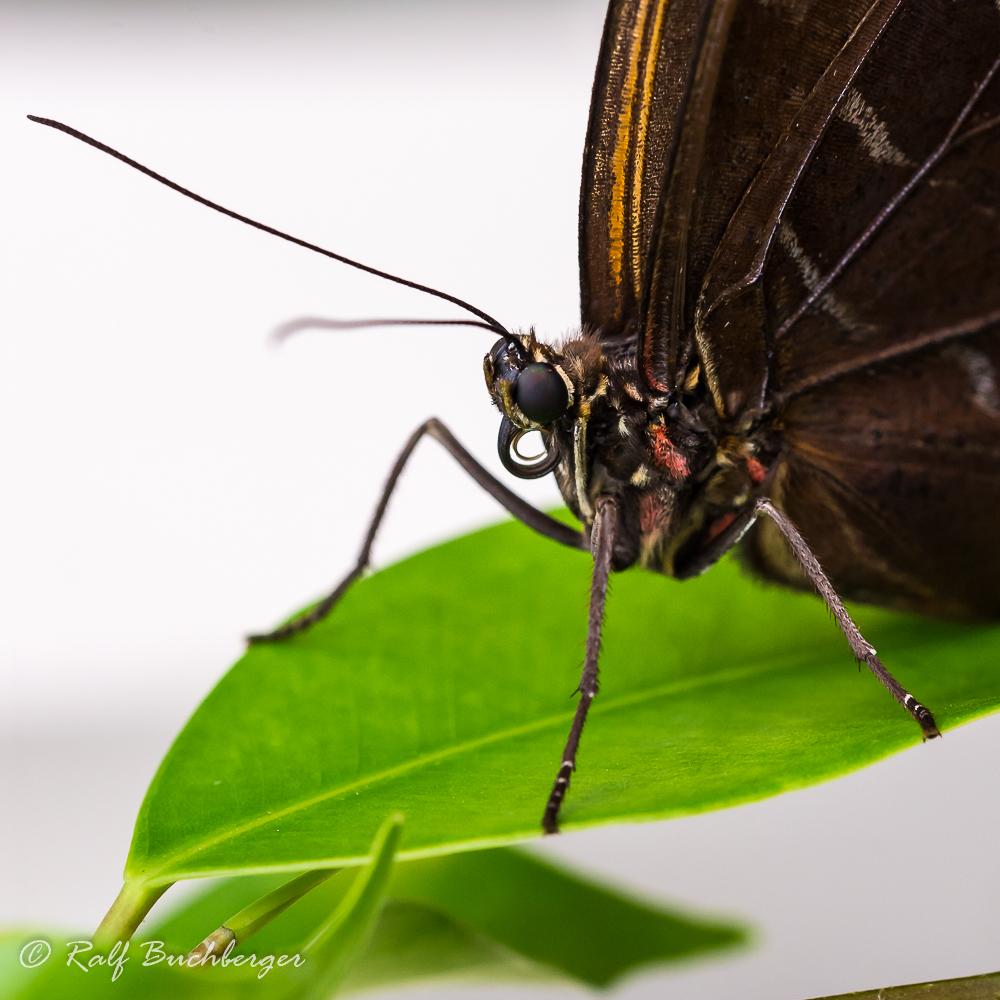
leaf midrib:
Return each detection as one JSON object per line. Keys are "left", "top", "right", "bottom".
{"left": 134, "top": 645, "right": 867, "bottom": 883}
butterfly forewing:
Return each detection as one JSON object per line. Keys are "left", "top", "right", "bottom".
{"left": 579, "top": 0, "right": 693, "bottom": 343}
{"left": 581, "top": 0, "right": 893, "bottom": 392}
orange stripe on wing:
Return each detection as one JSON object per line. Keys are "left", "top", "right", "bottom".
{"left": 609, "top": 0, "right": 656, "bottom": 305}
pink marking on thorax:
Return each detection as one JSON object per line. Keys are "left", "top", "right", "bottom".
{"left": 746, "top": 457, "right": 767, "bottom": 484}
{"left": 648, "top": 425, "right": 690, "bottom": 478}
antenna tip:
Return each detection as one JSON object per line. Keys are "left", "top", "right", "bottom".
{"left": 27, "top": 115, "right": 66, "bottom": 130}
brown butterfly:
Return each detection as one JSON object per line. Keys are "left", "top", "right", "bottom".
{"left": 31, "top": 0, "right": 1000, "bottom": 833}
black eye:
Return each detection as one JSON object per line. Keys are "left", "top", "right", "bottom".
{"left": 513, "top": 363, "right": 569, "bottom": 424}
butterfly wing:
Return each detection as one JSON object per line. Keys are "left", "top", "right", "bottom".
{"left": 745, "top": 332, "right": 1000, "bottom": 619}
{"left": 579, "top": 0, "right": 689, "bottom": 348}
{"left": 764, "top": 0, "right": 1000, "bottom": 403}
{"left": 736, "top": 0, "right": 1000, "bottom": 617}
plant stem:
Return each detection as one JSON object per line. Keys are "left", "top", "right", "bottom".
{"left": 93, "top": 880, "right": 172, "bottom": 947}
{"left": 187, "top": 867, "right": 341, "bottom": 963}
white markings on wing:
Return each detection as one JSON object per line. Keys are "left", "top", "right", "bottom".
{"left": 778, "top": 220, "right": 876, "bottom": 336}
{"left": 837, "top": 87, "right": 914, "bottom": 167}
{"left": 944, "top": 343, "right": 1000, "bottom": 416}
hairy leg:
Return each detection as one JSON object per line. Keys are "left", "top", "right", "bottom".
{"left": 542, "top": 495, "right": 619, "bottom": 834}
{"left": 755, "top": 498, "right": 939, "bottom": 738}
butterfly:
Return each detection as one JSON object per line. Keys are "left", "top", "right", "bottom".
{"left": 30, "top": 0, "right": 1000, "bottom": 833}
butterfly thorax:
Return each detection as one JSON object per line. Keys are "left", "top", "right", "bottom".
{"left": 484, "top": 331, "right": 778, "bottom": 577}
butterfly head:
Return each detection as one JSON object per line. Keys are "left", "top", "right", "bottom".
{"left": 483, "top": 329, "right": 645, "bottom": 528}
{"left": 482, "top": 331, "right": 578, "bottom": 480}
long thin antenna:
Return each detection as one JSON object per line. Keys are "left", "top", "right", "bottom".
{"left": 271, "top": 316, "right": 498, "bottom": 343}
{"left": 28, "top": 115, "right": 514, "bottom": 340}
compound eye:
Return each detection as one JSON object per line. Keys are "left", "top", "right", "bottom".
{"left": 513, "top": 363, "right": 569, "bottom": 424}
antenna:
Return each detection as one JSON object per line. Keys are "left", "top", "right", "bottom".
{"left": 270, "top": 317, "right": 499, "bottom": 343}
{"left": 28, "top": 115, "right": 516, "bottom": 341}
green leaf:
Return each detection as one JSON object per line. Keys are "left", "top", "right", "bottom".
{"left": 122, "top": 513, "right": 1000, "bottom": 886}
{"left": 0, "top": 846, "right": 744, "bottom": 999}
{"left": 383, "top": 847, "right": 741, "bottom": 986}
{"left": 231, "top": 845, "right": 742, "bottom": 992}
{"left": 234, "top": 847, "right": 742, "bottom": 990}
{"left": 339, "top": 899, "right": 552, "bottom": 993}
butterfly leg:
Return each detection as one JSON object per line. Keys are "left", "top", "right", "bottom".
{"left": 754, "top": 498, "right": 940, "bottom": 739}
{"left": 248, "top": 417, "right": 585, "bottom": 643}
{"left": 542, "top": 495, "right": 619, "bottom": 834}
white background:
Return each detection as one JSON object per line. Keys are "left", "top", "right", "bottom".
{"left": 2, "top": 2, "right": 999, "bottom": 998}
